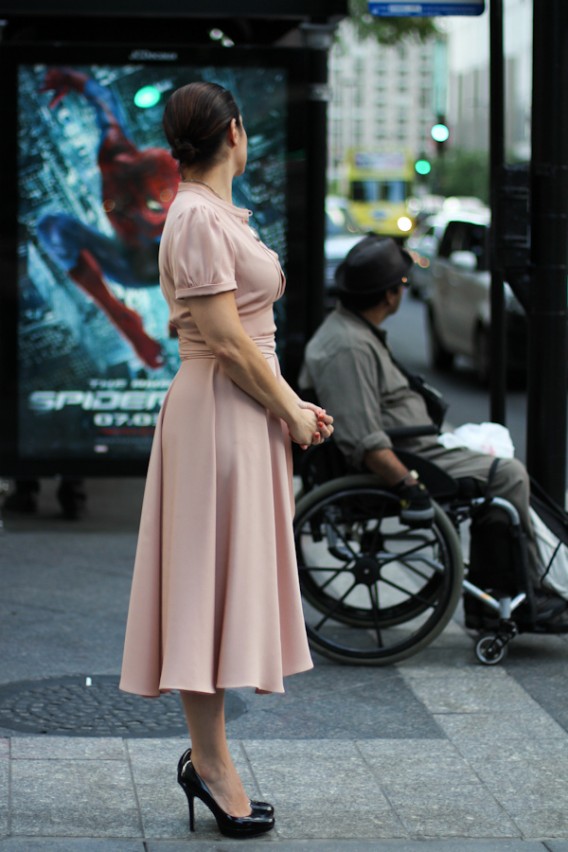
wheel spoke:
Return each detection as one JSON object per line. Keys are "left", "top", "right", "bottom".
{"left": 379, "top": 535, "right": 440, "bottom": 563}
{"left": 298, "top": 559, "right": 355, "bottom": 579}
{"left": 368, "top": 583, "right": 384, "bottom": 647}
{"left": 325, "top": 517, "right": 359, "bottom": 560}
{"left": 377, "top": 574, "right": 438, "bottom": 606}
{"left": 314, "top": 579, "right": 359, "bottom": 631}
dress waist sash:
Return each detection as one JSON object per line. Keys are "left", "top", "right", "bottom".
{"left": 179, "top": 334, "right": 276, "bottom": 361}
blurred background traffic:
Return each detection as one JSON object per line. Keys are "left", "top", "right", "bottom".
{"left": 324, "top": 0, "right": 531, "bottom": 385}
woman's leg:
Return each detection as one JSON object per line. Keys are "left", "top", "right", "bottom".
{"left": 180, "top": 689, "right": 251, "bottom": 817}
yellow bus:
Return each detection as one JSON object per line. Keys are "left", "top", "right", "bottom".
{"left": 344, "top": 150, "right": 415, "bottom": 238}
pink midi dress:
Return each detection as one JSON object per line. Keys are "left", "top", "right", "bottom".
{"left": 119, "top": 183, "right": 313, "bottom": 696}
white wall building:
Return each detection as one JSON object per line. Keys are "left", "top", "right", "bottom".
{"left": 327, "top": 20, "right": 442, "bottom": 185}
{"left": 444, "top": 0, "right": 533, "bottom": 159}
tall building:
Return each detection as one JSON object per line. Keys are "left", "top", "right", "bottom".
{"left": 327, "top": 20, "right": 442, "bottom": 186}
{"left": 445, "top": 0, "right": 532, "bottom": 159}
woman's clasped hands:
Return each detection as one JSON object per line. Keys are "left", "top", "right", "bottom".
{"left": 290, "top": 400, "right": 334, "bottom": 450}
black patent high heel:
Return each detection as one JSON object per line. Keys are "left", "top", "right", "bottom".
{"left": 177, "top": 748, "right": 275, "bottom": 838}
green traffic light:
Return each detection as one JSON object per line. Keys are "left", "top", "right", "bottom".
{"left": 134, "top": 86, "right": 161, "bottom": 109}
{"left": 415, "top": 159, "right": 432, "bottom": 176}
{"left": 431, "top": 123, "right": 450, "bottom": 143}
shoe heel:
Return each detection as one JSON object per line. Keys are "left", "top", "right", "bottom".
{"left": 179, "top": 780, "right": 195, "bottom": 832}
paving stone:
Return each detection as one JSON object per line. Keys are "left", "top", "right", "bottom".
{"left": 10, "top": 758, "right": 140, "bottom": 838}
{"left": 243, "top": 740, "right": 378, "bottom": 800}
{"left": 436, "top": 710, "right": 566, "bottom": 744}
{"left": 10, "top": 736, "right": 126, "bottom": 760}
{"left": 469, "top": 757, "right": 568, "bottom": 837}
{"left": 356, "top": 739, "right": 480, "bottom": 787}
{"left": 510, "top": 807, "right": 568, "bottom": 839}
{"left": 395, "top": 638, "right": 478, "bottom": 674}
{"left": 384, "top": 782, "right": 520, "bottom": 839}
{"left": 507, "top": 656, "right": 568, "bottom": 735}
{"left": 145, "top": 843, "right": 275, "bottom": 852}
{"left": 0, "top": 840, "right": 144, "bottom": 850}
{"left": 452, "top": 736, "right": 568, "bottom": 763}
{"left": 124, "top": 736, "right": 187, "bottom": 763}
{"left": 242, "top": 740, "right": 405, "bottom": 839}
{"left": 127, "top": 757, "right": 189, "bottom": 840}
{"left": 0, "top": 749, "right": 8, "bottom": 836}
{"left": 399, "top": 670, "right": 537, "bottom": 715}
{"left": 144, "top": 843, "right": 550, "bottom": 852}
{"left": 227, "top": 667, "right": 444, "bottom": 740}
{"left": 273, "top": 803, "right": 407, "bottom": 840}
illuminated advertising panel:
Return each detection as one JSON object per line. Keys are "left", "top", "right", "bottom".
{"left": 0, "top": 45, "right": 308, "bottom": 475}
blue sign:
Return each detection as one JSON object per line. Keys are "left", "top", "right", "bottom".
{"left": 368, "top": 1, "right": 484, "bottom": 15}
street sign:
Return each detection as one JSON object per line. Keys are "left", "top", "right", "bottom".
{"left": 368, "top": 1, "right": 484, "bottom": 15}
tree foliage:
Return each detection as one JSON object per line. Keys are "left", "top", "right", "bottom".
{"left": 348, "top": 0, "right": 438, "bottom": 44}
{"left": 429, "top": 149, "right": 490, "bottom": 204}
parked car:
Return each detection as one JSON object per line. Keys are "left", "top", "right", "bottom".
{"left": 426, "top": 210, "right": 527, "bottom": 383}
{"left": 324, "top": 196, "right": 366, "bottom": 306}
{"left": 407, "top": 198, "right": 489, "bottom": 301}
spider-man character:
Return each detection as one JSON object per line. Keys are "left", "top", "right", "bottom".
{"left": 37, "top": 68, "right": 179, "bottom": 369}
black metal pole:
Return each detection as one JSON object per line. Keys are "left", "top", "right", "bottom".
{"left": 301, "top": 23, "right": 335, "bottom": 339}
{"left": 488, "top": 0, "right": 507, "bottom": 424}
{"left": 526, "top": 0, "right": 568, "bottom": 506}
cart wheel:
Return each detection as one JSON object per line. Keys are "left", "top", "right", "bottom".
{"left": 475, "top": 633, "right": 508, "bottom": 665}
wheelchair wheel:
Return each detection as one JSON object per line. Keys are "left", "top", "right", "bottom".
{"left": 294, "top": 474, "right": 464, "bottom": 665}
{"left": 475, "top": 634, "right": 508, "bottom": 665}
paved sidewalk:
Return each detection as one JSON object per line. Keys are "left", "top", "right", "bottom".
{"left": 1, "top": 478, "right": 568, "bottom": 850}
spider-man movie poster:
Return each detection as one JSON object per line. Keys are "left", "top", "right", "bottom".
{"left": 17, "top": 62, "right": 289, "bottom": 463}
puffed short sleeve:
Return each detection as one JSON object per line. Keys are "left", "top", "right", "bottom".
{"left": 170, "top": 204, "right": 237, "bottom": 298}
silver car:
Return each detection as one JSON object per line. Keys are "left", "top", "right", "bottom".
{"left": 426, "top": 210, "right": 527, "bottom": 383}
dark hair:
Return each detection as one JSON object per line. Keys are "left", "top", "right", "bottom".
{"left": 338, "top": 284, "right": 400, "bottom": 312}
{"left": 163, "top": 81, "right": 241, "bottom": 169}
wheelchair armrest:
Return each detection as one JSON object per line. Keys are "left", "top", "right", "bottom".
{"left": 386, "top": 424, "right": 439, "bottom": 440}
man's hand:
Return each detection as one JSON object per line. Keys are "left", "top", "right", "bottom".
{"left": 393, "top": 472, "right": 434, "bottom": 527}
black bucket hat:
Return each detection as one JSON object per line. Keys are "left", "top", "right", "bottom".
{"left": 333, "top": 235, "right": 413, "bottom": 298}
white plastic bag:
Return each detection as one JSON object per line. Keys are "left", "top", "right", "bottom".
{"left": 438, "top": 422, "right": 515, "bottom": 458}
{"left": 530, "top": 507, "right": 568, "bottom": 601}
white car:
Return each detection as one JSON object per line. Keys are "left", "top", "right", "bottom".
{"left": 427, "top": 209, "right": 527, "bottom": 382}
{"left": 407, "top": 198, "right": 489, "bottom": 301}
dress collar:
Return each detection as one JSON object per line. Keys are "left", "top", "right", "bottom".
{"left": 177, "top": 182, "right": 251, "bottom": 222}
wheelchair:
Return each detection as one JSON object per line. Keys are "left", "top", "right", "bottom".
{"left": 294, "top": 427, "right": 568, "bottom": 667}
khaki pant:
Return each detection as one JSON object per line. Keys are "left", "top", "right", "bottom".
{"left": 411, "top": 443, "right": 539, "bottom": 582}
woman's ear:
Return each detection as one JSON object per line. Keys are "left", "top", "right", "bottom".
{"left": 227, "top": 118, "right": 239, "bottom": 147}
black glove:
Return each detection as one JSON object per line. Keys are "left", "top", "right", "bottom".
{"left": 393, "top": 471, "right": 434, "bottom": 527}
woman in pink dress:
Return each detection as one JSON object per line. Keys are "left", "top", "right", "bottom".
{"left": 120, "top": 81, "right": 333, "bottom": 839}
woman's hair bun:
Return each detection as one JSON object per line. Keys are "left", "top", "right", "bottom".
{"left": 171, "top": 137, "right": 200, "bottom": 163}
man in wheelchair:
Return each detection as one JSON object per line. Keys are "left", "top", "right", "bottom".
{"left": 299, "top": 235, "right": 568, "bottom": 630}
